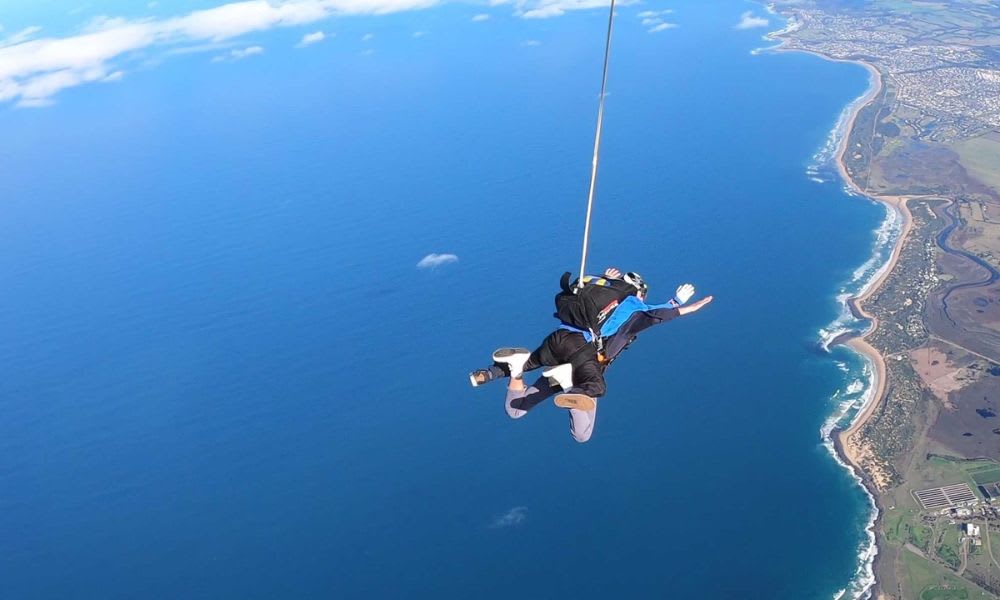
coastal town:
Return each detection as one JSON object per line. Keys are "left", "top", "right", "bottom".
{"left": 773, "top": 7, "right": 1000, "bottom": 140}
{"left": 769, "top": 0, "right": 1000, "bottom": 598}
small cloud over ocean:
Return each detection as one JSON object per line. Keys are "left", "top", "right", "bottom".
{"left": 637, "top": 9, "right": 677, "bottom": 33}
{"left": 212, "top": 45, "right": 263, "bottom": 62}
{"left": 297, "top": 31, "right": 326, "bottom": 47}
{"left": 735, "top": 11, "right": 768, "bottom": 29}
{"left": 491, "top": 506, "right": 527, "bottom": 528}
{"left": 417, "top": 253, "right": 458, "bottom": 269}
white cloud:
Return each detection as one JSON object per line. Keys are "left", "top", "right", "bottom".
{"left": 412, "top": 30, "right": 427, "bottom": 37}
{"left": 734, "top": 11, "right": 768, "bottom": 29}
{"left": 0, "top": 0, "right": 440, "bottom": 107}
{"left": 417, "top": 253, "right": 458, "bottom": 269}
{"left": 491, "top": 506, "right": 527, "bottom": 528}
{"left": 0, "top": 0, "right": 637, "bottom": 107}
{"left": 514, "top": 0, "right": 636, "bottom": 19}
{"left": 1, "top": 26, "right": 43, "bottom": 47}
{"left": 240, "top": 45, "right": 264, "bottom": 56}
{"left": 362, "top": 32, "right": 374, "bottom": 41}
{"left": 161, "top": 42, "right": 235, "bottom": 58}
{"left": 297, "top": 30, "right": 326, "bottom": 46}
{"left": 212, "top": 45, "right": 264, "bottom": 62}
{"left": 648, "top": 21, "right": 676, "bottom": 32}
{"left": 522, "top": 39, "right": 541, "bottom": 46}
{"left": 17, "top": 97, "right": 55, "bottom": 109}
{"left": 637, "top": 9, "right": 676, "bottom": 33}
{"left": 472, "top": 13, "right": 490, "bottom": 21}
{"left": 102, "top": 70, "right": 124, "bottom": 81}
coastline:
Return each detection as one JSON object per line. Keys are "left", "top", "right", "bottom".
{"left": 765, "top": 20, "right": 913, "bottom": 599}
{"left": 823, "top": 51, "right": 910, "bottom": 600}
{"left": 772, "top": 34, "right": 895, "bottom": 469}
{"left": 838, "top": 196, "right": 912, "bottom": 473}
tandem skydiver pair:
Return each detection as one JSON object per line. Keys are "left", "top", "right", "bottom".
{"left": 469, "top": 268, "right": 713, "bottom": 443}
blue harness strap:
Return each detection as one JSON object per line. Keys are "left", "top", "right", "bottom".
{"left": 558, "top": 323, "right": 594, "bottom": 342}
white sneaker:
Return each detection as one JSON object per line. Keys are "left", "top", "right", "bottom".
{"left": 492, "top": 347, "right": 531, "bottom": 379}
{"left": 554, "top": 393, "right": 596, "bottom": 412}
{"left": 542, "top": 364, "right": 573, "bottom": 391}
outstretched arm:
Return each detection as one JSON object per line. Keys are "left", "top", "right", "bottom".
{"left": 677, "top": 295, "right": 713, "bottom": 316}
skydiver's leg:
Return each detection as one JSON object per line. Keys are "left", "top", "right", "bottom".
{"left": 568, "top": 402, "right": 598, "bottom": 443}
{"left": 470, "top": 364, "right": 507, "bottom": 386}
{"left": 568, "top": 359, "right": 607, "bottom": 398}
{"left": 471, "top": 346, "right": 547, "bottom": 385}
{"left": 525, "top": 329, "right": 589, "bottom": 372}
{"left": 505, "top": 376, "right": 557, "bottom": 419}
{"left": 555, "top": 360, "right": 603, "bottom": 441}
{"left": 470, "top": 346, "right": 534, "bottom": 386}
{"left": 523, "top": 336, "right": 556, "bottom": 373}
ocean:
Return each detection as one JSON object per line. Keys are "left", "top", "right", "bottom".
{"left": 0, "top": 2, "right": 886, "bottom": 598}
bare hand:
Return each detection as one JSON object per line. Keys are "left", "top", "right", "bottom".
{"left": 677, "top": 295, "right": 713, "bottom": 316}
{"left": 604, "top": 267, "right": 622, "bottom": 279}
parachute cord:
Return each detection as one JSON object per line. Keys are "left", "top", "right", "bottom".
{"left": 576, "top": 0, "right": 617, "bottom": 290}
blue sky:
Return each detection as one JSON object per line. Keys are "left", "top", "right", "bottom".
{"left": 0, "top": 0, "right": 772, "bottom": 108}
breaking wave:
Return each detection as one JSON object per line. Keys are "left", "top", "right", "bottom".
{"left": 814, "top": 207, "right": 898, "bottom": 600}
{"left": 813, "top": 122, "right": 901, "bottom": 600}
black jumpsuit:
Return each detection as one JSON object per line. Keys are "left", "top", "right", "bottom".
{"left": 522, "top": 305, "right": 681, "bottom": 398}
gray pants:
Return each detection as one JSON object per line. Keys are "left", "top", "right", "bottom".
{"left": 505, "top": 376, "right": 598, "bottom": 443}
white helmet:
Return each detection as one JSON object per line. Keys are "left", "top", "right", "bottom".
{"left": 623, "top": 272, "right": 648, "bottom": 296}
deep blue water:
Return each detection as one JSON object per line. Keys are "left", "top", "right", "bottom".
{"left": 0, "top": 2, "right": 884, "bottom": 598}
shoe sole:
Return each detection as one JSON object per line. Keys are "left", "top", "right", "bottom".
{"left": 554, "top": 393, "right": 596, "bottom": 411}
{"left": 493, "top": 347, "right": 530, "bottom": 361}
{"left": 469, "top": 373, "right": 480, "bottom": 387}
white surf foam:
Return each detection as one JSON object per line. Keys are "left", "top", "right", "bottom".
{"left": 820, "top": 356, "right": 879, "bottom": 600}
{"left": 815, "top": 170, "right": 902, "bottom": 600}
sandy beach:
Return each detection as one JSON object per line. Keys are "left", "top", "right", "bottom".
{"left": 829, "top": 54, "right": 912, "bottom": 475}
{"left": 835, "top": 195, "right": 911, "bottom": 487}
{"left": 832, "top": 60, "right": 883, "bottom": 197}
{"left": 824, "top": 55, "right": 910, "bottom": 598}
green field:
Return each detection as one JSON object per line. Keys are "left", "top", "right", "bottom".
{"left": 921, "top": 456, "right": 1000, "bottom": 493}
{"left": 883, "top": 507, "right": 937, "bottom": 551}
{"left": 901, "top": 549, "right": 982, "bottom": 600}
{"left": 885, "top": 509, "right": 907, "bottom": 543}
{"left": 936, "top": 526, "right": 962, "bottom": 568}
{"left": 912, "top": 524, "right": 934, "bottom": 551}
{"left": 921, "top": 587, "right": 970, "bottom": 600}
{"left": 969, "top": 466, "right": 1000, "bottom": 485}
{"left": 953, "top": 136, "right": 1000, "bottom": 194}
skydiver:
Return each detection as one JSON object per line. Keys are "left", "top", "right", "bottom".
{"left": 469, "top": 267, "right": 713, "bottom": 442}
